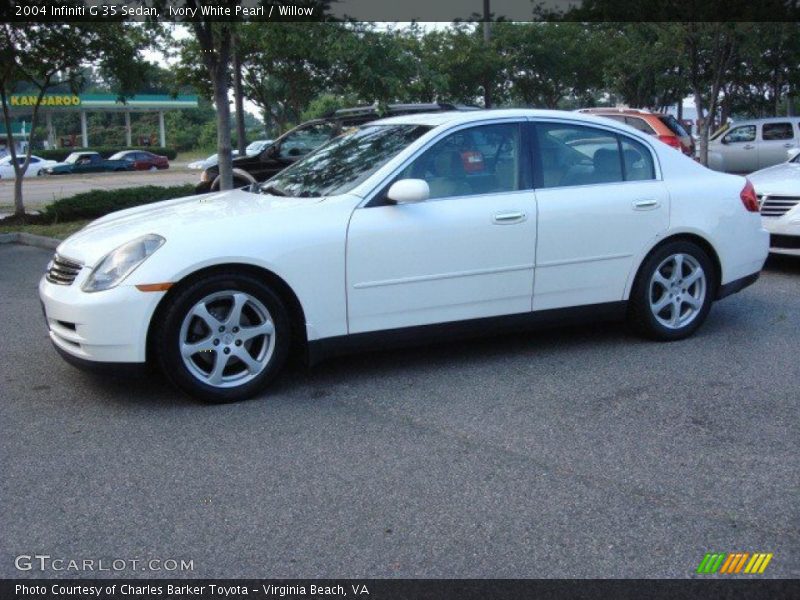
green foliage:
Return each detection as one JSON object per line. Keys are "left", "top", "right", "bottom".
{"left": 42, "top": 184, "right": 196, "bottom": 223}
{"left": 301, "top": 93, "right": 360, "bottom": 121}
{"left": 36, "top": 146, "right": 177, "bottom": 161}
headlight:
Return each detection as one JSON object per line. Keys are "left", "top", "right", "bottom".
{"left": 82, "top": 234, "right": 165, "bottom": 293}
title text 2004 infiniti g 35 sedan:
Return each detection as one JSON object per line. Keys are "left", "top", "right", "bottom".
{"left": 39, "top": 110, "right": 769, "bottom": 402}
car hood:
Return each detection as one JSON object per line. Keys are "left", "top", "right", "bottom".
{"left": 57, "top": 189, "right": 324, "bottom": 265}
{"left": 748, "top": 161, "right": 800, "bottom": 195}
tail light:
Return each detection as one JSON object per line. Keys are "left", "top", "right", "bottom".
{"left": 740, "top": 179, "right": 760, "bottom": 212}
{"left": 657, "top": 134, "right": 682, "bottom": 150}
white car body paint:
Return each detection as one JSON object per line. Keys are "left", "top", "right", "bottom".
{"left": 748, "top": 157, "right": 800, "bottom": 256}
{"left": 39, "top": 109, "right": 769, "bottom": 365}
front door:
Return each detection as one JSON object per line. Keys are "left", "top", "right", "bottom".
{"left": 346, "top": 122, "right": 537, "bottom": 334}
{"left": 720, "top": 124, "right": 758, "bottom": 172}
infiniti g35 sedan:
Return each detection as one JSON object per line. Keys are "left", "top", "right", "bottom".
{"left": 39, "top": 110, "right": 769, "bottom": 402}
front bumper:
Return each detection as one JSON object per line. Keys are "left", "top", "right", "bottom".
{"left": 39, "top": 274, "right": 164, "bottom": 363}
{"left": 762, "top": 215, "right": 800, "bottom": 256}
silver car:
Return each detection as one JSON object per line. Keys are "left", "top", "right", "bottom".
{"left": 708, "top": 117, "right": 800, "bottom": 173}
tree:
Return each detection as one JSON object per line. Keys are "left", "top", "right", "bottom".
{"left": 495, "top": 23, "right": 606, "bottom": 109}
{"left": 679, "top": 23, "right": 743, "bottom": 165}
{"left": 185, "top": 3, "right": 240, "bottom": 191}
{"left": 0, "top": 19, "right": 149, "bottom": 218}
{"left": 600, "top": 24, "right": 689, "bottom": 111}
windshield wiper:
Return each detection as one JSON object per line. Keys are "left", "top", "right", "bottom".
{"left": 260, "top": 183, "right": 288, "bottom": 197}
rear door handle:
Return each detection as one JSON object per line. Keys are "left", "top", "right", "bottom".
{"left": 744, "top": 144, "right": 755, "bottom": 150}
{"left": 784, "top": 143, "right": 795, "bottom": 148}
{"left": 633, "top": 199, "right": 660, "bottom": 210}
{"left": 493, "top": 211, "right": 526, "bottom": 224}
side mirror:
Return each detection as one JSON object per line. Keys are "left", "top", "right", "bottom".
{"left": 386, "top": 179, "right": 429, "bottom": 204}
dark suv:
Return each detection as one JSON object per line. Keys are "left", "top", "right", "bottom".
{"left": 196, "top": 103, "right": 480, "bottom": 193}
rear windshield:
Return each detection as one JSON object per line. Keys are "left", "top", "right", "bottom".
{"left": 658, "top": 115, "right": 689, "bottom": 138}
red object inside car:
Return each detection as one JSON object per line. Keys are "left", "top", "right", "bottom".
{"left": 460, "top": 151, "right": 485, "bottom": 173}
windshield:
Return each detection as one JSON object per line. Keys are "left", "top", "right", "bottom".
{"left": 261, "top": 124, "right": 431, "bottom": 198}
{"left": 791, "top": 152, "right": 800, "bottom": 164}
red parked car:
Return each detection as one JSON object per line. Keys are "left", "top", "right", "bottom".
{"left": 577, "top": 108, "right": 695, "bottom": 157}
{"left": 109, "top": 150, "right": 170, "bottom": 171}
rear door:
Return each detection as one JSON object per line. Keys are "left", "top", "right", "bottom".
{"left": 532, "top": 120, "right": 669, "bottom": 310}
{"left": 758, "top": 121, "right": 797, "bottom": 169}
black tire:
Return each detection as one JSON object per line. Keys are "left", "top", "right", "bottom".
{"left": 628, "top": 240, "right": 716, "bottom": 341}
{"left": 154, "top": 273, "right": 291, "bottom": 403}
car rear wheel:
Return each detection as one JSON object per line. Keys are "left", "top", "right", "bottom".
{"left": 154, "top": 273, "right": 291, "bottom": 403}
{"left": 628, "top": 240, "right": 715, "bottom": 340}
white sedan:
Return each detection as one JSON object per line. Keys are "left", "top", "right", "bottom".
{"left": 0, "top": 154, "right": 58, "bottom": 178}
{"left": 39, "top": 109, "right": 769, "bottom": 402}
{"left": 748, "top": 151, "right": 800, "bottom": 256}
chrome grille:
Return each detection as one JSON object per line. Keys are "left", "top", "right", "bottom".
{"left": 46, "top": 254, "right": 82, "bottom": 285}
{"left": 759, "top": 195, "right": 800, "bottom": 217}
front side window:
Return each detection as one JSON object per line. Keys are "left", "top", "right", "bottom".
{"left": 762, "top": 122, "right": 793, "bottom": 141}
{"left": 262, "top": 124, "right": 431, "bottom": 198}
{"left": 396, "top": 123, "right": 524, "bottom": 200}
{"left": 723, "top": 125, "right": 756, "bottom": 144}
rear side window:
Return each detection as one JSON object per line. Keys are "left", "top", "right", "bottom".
{"left": 762, "top": 122, "right": 793, "bottom": 141}
{"left": 625, "top": 117, "right": 656, "bottom": 135}
{"left": 534, "top": 123, "right": 655, "bottom": 188}
{"left": 620, "top": 138, "right": 656, "bottom": 181}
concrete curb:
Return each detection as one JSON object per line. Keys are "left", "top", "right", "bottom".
{"left": 0, "top": 232, "right": 60, "bottom": 250}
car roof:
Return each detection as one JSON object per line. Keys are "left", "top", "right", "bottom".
{"left": 728, "top": 116, "right": 800, "bottom": 126}
{"left": 372, "top": 108, "right": 627, "bottom": 128}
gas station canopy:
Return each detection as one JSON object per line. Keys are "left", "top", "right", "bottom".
{"left": 6, "top": 93, "right": 199, "bottom": 148}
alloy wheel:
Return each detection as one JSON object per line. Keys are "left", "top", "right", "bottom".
{"left": 178, "top": 290, "right": 276, "bottom": 388}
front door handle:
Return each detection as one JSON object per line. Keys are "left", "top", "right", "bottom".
{"left": 633, "top": 199, "right": 660, "bottom": 210}
{"left": 493, "top": 211, "right": 526, "bottom": 224}
{"left": 744, "top": 144, "right": 755, "bottom": 150}
{"left": 784, "top": 143, "right": 795, "bottom": 148}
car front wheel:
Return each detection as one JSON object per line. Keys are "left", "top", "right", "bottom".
{"left": 155, "top": 273, "right": 291, "bottom": 402}
{"left": 629, "top": 240, "right": 715, "bottom": 341}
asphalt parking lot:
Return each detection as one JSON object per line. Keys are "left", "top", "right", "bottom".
{"left": 1, "top": 243, "right": 798, "bottom": 579}
{"left": 0, "top": 168, "right": 197, "bottom": 210}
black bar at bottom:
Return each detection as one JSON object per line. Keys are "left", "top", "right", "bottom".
{"left": 2, "top": 579, "right": 798, "bottom": 600}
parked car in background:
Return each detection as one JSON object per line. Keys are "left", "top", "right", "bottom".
{"left": 40, "top": 109, "right": 767, "bottom": 402}
{"left": 707, "top": 117, "right": 800, "bottom": 173}
{"left": 245, "top": 140, "right": 274, "bottom": 156}
{"left": 187, "top": 150, "right": 240, "bottom": 171}
{"left": 196, "top": 103, "right": 480, "bottom": 193}
{"left": 0, "top": 154, "right": 58, "bottom": 178}
{"left": 45, "top": 152, "right": 134, "bottom": 175}
{"left": 108, "top": 150, "right": 169, "bottom": 171}
{"left": 748, "top": 150, "right": 800, "bottom": 256}
{"left": 577, "top": 108, "right": 695, "bottom": 156}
